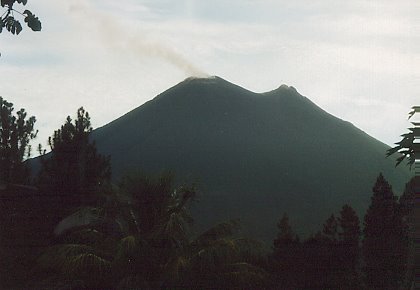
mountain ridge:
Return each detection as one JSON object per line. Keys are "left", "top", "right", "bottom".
{"left": 33, "top": 75, "right": 408, "bottom": 241}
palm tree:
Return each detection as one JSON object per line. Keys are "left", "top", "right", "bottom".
{"left": 32, "top": 172, "right": 270, "bottom": 289}
{"left": 163, "top": 219, "right": 270, "bottom": 289}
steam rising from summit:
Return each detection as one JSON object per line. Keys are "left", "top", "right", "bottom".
{"left": 69, "top": 0, "right": 207, "bottom": 77}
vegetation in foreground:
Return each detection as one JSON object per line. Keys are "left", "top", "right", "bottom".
{"left": 0, "top": 99, "right": 415, "bottom": 289}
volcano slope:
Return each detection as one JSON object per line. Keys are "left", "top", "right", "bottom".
{"left": 91, "top": 76, "right": 411, "bottom": 241}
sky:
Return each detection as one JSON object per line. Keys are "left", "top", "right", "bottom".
{"left": 0, "top": 0, "right": 419, "bottom": 151}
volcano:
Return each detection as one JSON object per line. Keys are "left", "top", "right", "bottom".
{"left": 89, "top": 76, "right": 411, "bottom": 241}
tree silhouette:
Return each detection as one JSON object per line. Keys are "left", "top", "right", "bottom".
{"left": 37, "top": 107, "right": 111, "bottom": 207}
{"left": 386, "top": 106, "right": 418, "bottom": 288}
{"left": 0, "top": 96, "right": 37, "bottom": 184}
{"left": 398, "top": 178, "right": 415, "bottom": 289}
{"left": 273, "top": 213, "right": 294, "bottom": 248}
{"left": 322, "top": 214, "right": 338, "bottom": 242}
{"left": 1, "top": 0, "right": 41, "bottom": 35}
{"left": 0, "top": 97, "right": 38, "bottom": 288}
{"left": 338, "top": 204, "right": 360, "bottom": 246}
{"left": 306, "top": 214, "right": 342, "bottom": 289}
{"left": 271, "top": 213, "right": 303, "bottom": 289}
{"left": 362, "top": 173, "right": 407, "bottom": 289}
{"left": 337, "top": 204, "right": 362, "bottom": 288}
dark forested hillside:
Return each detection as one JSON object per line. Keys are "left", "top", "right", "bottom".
{"left": 76, "top": 77, "right": 410, "bottom": 240}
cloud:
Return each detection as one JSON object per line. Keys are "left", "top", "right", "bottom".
{"left": 0, "top": 0, "right": 418, "bottom": 150}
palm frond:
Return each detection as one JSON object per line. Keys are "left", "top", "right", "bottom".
{"left": 37, "top": 243, "right": 112, "bottom": 282}
{"left": 189, "top": 237, "right": 245, "bottom": 271}
{"left": 37, "top": 244, "right": 95, "bottom": 269}
{"left": 162, "top": 255, "right": 190, "bottom": 283}
{"left": 194, "top": 219, "right": 241, "bottom": 247}
{"left": 113, "top": 234, "right": 151, "bottom": 269}
{"left": 54, "top": 206, "right": 104, "bottom": 236}
{"left": 218, "top": 262, "right": 270, "bottom": 288}
{"left": 64, "top": 252, "right": 111, "bottom": 277}
{"left": 157, "top": 211, "right": 190, "bottom": 245}
{"left": 117, "top": 235, "right": 140, "bottom": 257}
{"left": 61, "top": 228, "right": 106, "bottom": 245}
{"left": 117, "top": 275, "right": 152, "bottom": 289}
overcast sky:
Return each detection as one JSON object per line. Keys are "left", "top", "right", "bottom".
{"left": 1, "top": 0, "right": 419, "bottom": 151}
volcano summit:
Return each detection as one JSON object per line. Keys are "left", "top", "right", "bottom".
{"left": 91, "top": 76, "right": 411, "bottom": 240}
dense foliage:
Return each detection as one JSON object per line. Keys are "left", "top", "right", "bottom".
{"left": 399, "top": 177, "right": 415, "bottom": 288}
{"left": 363, "top": 174, "right": 408, "bottom": 289}
{"left": 0, "top": 0, "right": 41, "bottom": 35}
{"left": 270, "top": 205, "right": 363, "bottom": 289}
{"left": 387, "top": 106, "right": 420, "bottom": 167}
{"left": 32, "top": 172, "right": 269, "bottom": 289}
{"left": 37, "top": 107, "right": 111, "bottom": 207}
{"left": 0, "top": 96, "right": 37, "bottom": 184}
{"left": 0, "top": 102, "right": 414, "bottom": 289}
{"left": 269, "top": 173, "right": 412, "bottom": 290}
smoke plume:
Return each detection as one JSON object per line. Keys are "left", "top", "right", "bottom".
{"left": 69, "top": 0, "right": 208, "bottom": 77}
